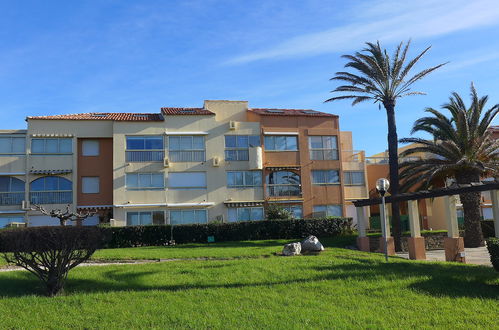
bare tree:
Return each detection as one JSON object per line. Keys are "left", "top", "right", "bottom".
{"left": 31, "top": 204, "right": 96, "bottom": 226}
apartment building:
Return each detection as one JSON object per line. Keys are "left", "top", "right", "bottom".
{"left": 0, "top": 100, "right": 368, "bottom": 228}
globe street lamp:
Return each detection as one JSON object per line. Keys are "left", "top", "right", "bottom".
{"left": 376, "top": 178, "right": 390, "bottom": 262}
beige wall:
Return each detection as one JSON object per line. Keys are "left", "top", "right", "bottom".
{"left": 112, "top": 102, "right": 262, "bottom": 226}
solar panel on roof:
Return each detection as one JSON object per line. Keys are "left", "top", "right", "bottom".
{"left": 266, "top": 109, "right": 284, "bottom": 113}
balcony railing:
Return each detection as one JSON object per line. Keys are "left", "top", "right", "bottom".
{"left": 0, "top": 192, "right": 24, "bottom": 205}
{"left": 342, "top": 150, "right": 365, "bottom": 162}
{"left": 169, "top": 151, "right": 206, "bottom": 162}
{"left": 267, "top": 184, "right": 301, "bottom": 197}
{"left": 126, "top": 150, "right": 164, "bottom": 162}
{"left": 365, "top": 156, "right": 421, "bottom": 164}
{"left": 30, "top": 191, "right": 72, "bottom": 204}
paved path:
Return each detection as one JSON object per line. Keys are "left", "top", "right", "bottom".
{"left": 397, "top": 247, "right": 492, "bottom": 266}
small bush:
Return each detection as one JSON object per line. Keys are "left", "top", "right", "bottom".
{"left": 481, "top": 220, "right": 495, "bottom": 238}
{"left": 487, "top": 238, "right": 499, "bottom": 272}
{"left": 0, "top": 226, "right": 106, "bottom": 296}
{"left": 100, "top": 217, "right": 353, "bottom": 248}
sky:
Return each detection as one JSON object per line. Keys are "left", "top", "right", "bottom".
{"left": 0, "top": 0, "right": 498, "bottom": 155}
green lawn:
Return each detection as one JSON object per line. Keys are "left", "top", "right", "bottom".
{"left": 0, "top": 238, "right": 498, "bottom": 329}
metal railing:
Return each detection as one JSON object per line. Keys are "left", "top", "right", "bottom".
{"left": 365, "top": 156, "right": 421, "bottom": 164}
{"left": 341, "top": 150, "right": 365, "bottom": 162}
{"left": 169, "top": 150, "right": 205, "bottom": 162}
{"left": 0, "top": 192, "right": 24, "bottom": 205}
{"left": 30, "top": 191, "right": 72, "bottom": 204}
{"left": 267, "top": 184, "right": 301, "bottom": 197}
{"left": 126, "top": 150, "right": 164, "bottom": 162}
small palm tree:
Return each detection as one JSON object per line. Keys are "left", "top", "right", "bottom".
{"left": 326, "top": 40, "right": 446, "bottom": 250}
{"left": 399, "top": 84, "right": 499, "bottom": 247}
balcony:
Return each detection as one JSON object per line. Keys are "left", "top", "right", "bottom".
{"left": 169, "top": 151, "right": 205, "bottom": 162}
{"left": 0, "top": 192, "right": 24, "bottom": 205}
{"left": 365, "top": 156, "right": 421, "bottom": 164}
{"left": 341, "top": 150, "right": 365, "bottom": 162}
{"left": 30, "top": 191, "right": 72, "bottom": 204}
{"left": 267, "top": 184, "right": 301, "bottom": 197}
{"left": 126, "top": 150, "right": 164, "bottom": 162}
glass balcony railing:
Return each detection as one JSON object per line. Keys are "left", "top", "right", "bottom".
{"left": 169, "top": 151, "right": 206, "bottom": 162}
{"left": 267, "top": 184, "right": 301, "bottom": 197}
{"left": 125, "top": 150, "right": 164, "bottom": 162}
{"left": 30, "top": 191, "right": 72, "bottom": 204}
{"left": 0, "top": 192, "right": 24, "bottom": 205}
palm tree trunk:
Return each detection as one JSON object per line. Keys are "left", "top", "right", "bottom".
{"left": 384, "top": 102, "right": 402, "bottom": 251}
{"left": 456, "top": 172, "right": 484, "bottom": 248}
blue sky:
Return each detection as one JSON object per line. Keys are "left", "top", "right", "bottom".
{"left": 0, "top": 0, "right": 498, "bottom": 155}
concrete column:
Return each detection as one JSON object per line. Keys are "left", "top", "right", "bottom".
{"left": 378, "top": 200, "right": 395, "bottom": 256}
{"left": 356, "top": 206, "right": 369, "bottom": 252}
{"left": 443, "top": 195, "right": 465, "bottom": 263}
{"left": 407, "top": 200, "right": 426, "bottom": 260}
{"left": 491, "top": 190, "right": 499, "bottom": 238}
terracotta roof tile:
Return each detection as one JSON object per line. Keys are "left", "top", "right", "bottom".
{"left": 27, "top": 113, "right": 164, "bottom": 121}
{"left": 161, "top": 107, "right": 215, "bottom": 115}
{"left": 249, "top": 108, "right": 337, "bottom": 117}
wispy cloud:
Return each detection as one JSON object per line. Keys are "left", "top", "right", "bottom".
{"left": 227, "top": 0, "right": 499, "bottom": 64}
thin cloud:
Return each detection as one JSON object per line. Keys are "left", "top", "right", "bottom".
{"left": 227, "top": 0, "right": 499, "bottom": 64}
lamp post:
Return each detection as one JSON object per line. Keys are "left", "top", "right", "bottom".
{"left": 376, "top": 178, "right": 390, "bottom": 262}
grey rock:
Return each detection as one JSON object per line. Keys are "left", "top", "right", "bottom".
{"left": 301, "top": 235, "right": 324, "bottom": 252}
{"left": 282, "top": 242, "right": 301, "bottom": 256}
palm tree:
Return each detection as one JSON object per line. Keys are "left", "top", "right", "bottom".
{"left": 326, "top": 40, "right": 446, "bottom": 251}
{"left": 399, "top": 83, "right": 499, "bottom": 247}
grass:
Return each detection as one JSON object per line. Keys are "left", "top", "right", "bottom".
{"left": 91, "top": 236, "right": 357, "bottom": 261}
{"left": 0, "top": 237, "right": 498, "bottom": 329}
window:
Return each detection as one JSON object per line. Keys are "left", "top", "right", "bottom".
{"left": 309, "top": 136, "right": 338, "bottom": 160}
{"left": 82, "top": 177, "right": 100, "bottom": 194}
{"left": 266, "top": 171, "right": 301, "bottom": 197}
{"left": 264, "top": 135, "right": 298, "bottom": 151}
{"left": 0, "top": 137, "right": 25, "bottom": 154}
{"left": 170, "top": 209, "right": 207, "bottom": 224}
{"left": 126, "top": 136, "right": 164, "bottom": 162}
{"left": 227, "top": 171, "right": 262, "bottom": 187}
{"left": 168, "top": 172, "right": 206, "bottom": 189}
{"left": 225, "top": 135, "right": 260, "bottom": 161}
{"left": 0, "top": 216, "right": 25, "bottom": 228}
{"left": 169, "top": 136, "right": 205, "bottom": 162}
{"left": 82, "top": 140, "right": 99, "bottom": 156}
{"left": 281, "top": 205, "right": 303, "bottom": 219}
{"left": 0, "top": 177, "right": 25, "bottom": 205}
{"left": 127, "top": 211, "right": 165, "bottom": 226}
{"left": 126, "top": 173, "right": 164, "bottom": 190}
{"left": 344, "top": 171, "right": 365, "bottom": 185}
{"left": 311, "top": 170, "right": 340, "bottom": 185}
{"left": 31, "top": 138, "right": 72, "bottom": 154}
{"left": 313, "top": 205, "right": 342, "bottom": 217}
{"left": 228, "top": 207, "right": 264, "bottom": 222}
{"left": 30, "top": 176, "right": 72, "bottom": 204}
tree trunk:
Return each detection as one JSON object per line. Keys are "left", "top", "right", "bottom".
{"left": 384, "top": 102, "right": 402, "bottom": 251}
{"left": 456, "top": 172, "right": 484, "bottom": 248}
{"left": 46, "top": 271, "right": 66, "bottom": 297}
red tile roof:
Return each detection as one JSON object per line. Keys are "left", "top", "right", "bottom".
{"left": 161, "top": 107, "right": 215, "bottom": 115}
{"left": 27, "top": 113, "right": 164, "bottom": 121}
{"left": 249, "top": 108, "right": 337, "bottom": 117}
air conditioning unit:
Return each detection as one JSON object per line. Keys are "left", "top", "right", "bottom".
{"left": 22, "top": 200, "right": 30, "bottom": 210}
{"left": 229, "top": 121, "right": 237, "bottom": 130}
{"left": 212, "top": 157, "right": 221, "bottom": 167}
{"left": 163, "top": 157, "right": 170, "bottom": 168}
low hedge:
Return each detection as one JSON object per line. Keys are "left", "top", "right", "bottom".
{"left": 100, "top": 217, "right": 353, "bottom": 248}
{"left": 487, "top": 238, "right": 499, "bottom": 272}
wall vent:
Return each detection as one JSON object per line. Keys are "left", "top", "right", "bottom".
{"left": 229, "top": 121, "right": 237, "bottom": 130}
{"left": 212, "top": 157, "right": 221, "bottom": 167}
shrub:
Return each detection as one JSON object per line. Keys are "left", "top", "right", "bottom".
{"left": 481, "top": 220, "right": 495, "bottom": 238}
{"left": 486, "top": 238, "right": 499, "bottom": 272}
{"left": 265, "top": 204, "right": 293, "bottom": 220}
{"left": 101, "top": 217, "right": 353, "bottom": 248}
{"left": 0, "top": 226, "right": 106, "bottom": 296}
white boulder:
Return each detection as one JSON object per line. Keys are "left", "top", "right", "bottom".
{"left": 301, "top": 235, "right": 324, "bottom": 252}
{"left": 282, "top": 242, "right": 301, "bottom": 256}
